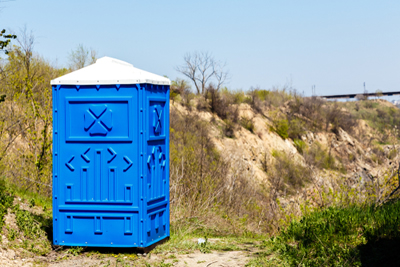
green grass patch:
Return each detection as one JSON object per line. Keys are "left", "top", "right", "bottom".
{"left": 5, "top": 180, "right": 52, "bottom": 209}
{"left": 13, "top": 204, "right": 52, "bottom": 255}
{"left": 254, "top": 201, "right": 400, "bottom": 266}
{"left": 0, "top": 179, "right": 14, "bottom": 240}
{"left": 240, "top": 116, "right": 255, "bottom": 133}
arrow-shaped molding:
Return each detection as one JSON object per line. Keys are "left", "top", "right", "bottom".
{"left": 81, "top": 147, "right": 91, "bottom": 163}
{"left": 123, "top": 156, "right": 133, "bottom": 172}
{"left": 107, "top": 147, "right": 117, "bottom": 163}
{"left": 65, "top": 156, "right": 75, "bottom": 171}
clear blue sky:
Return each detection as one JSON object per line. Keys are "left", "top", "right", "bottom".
{"left": 1, "top": 0, "right": 399, "bottom": 96}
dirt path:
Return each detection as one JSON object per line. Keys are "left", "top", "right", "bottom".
{"left": 44, "top": 250, "right": 250, "bottom": 267}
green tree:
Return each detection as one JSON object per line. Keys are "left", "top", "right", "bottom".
{"left": 0, "top": 29, "right": 16, "bottom": 54}
{"left": 0, "top": 30, "right": 67, "bottom": 195}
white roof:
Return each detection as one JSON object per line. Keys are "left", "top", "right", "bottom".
{"left": 51, "top": 56, "right": 171, "bottom": 85}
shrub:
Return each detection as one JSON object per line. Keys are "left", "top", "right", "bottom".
{"left": 325, "top": 102, "right": 357, "bottom": 134}
{"left": 223, "top": 119, "right": 237, "bottom": 138}
{"left": 263, "top": 87, "right": 294, "bottom": 108}
{"left": 287, "top": 118, "right": 305, "bottom": 139}
{"left": 240, "top": 116, "right": 255, "bottom": 133}
{"left": 288, "top": 96, "right": 324, "bottom": 131}
{"left": 13, "top": 205, "right": 51, "bottom": 255}
{"left": 269, "top": 151, "right": 311, "bottom": 193}
{"left": 247, "top": 87, "right": 265, "bottom": 113}
{"left": 169, "top": 110, "right": 270, "bottom": 235}
{"left": 369, "top": 145, "right": 385, "bottom": 164}
{"left": 270, "top": 117, "right": 289, "bottom": 139}
{"left": 0, "top": 179, "right": 14, "bottom": 235}
{"left": 267, "top": 201, "right": 400, "bottom": 267}
{"left": 260, "top": 152, "right": 268, "bottom": 173}
{"left": 171, "top": 78, "right": 191, "bottom": 104}
{"left": 205, "top": 85, "right": 239, "bottom": 124}
{"left": 293, "top": 139, "right": 307, "bottom": 154}
{"left": 255, "top": 90, "right": 270, "bottom": 101}
{"left": 388, "top": 148, "right": 398, "bottom": 160}
{"left": 303, "top": 142, "right": 336, "bottom": 170}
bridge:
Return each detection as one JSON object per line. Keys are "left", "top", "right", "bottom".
{"left": 321, "top": 91, "right": 400, "bottom": 99}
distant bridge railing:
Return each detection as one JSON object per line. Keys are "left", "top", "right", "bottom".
{"left": 321, "top": 91, "right": 400, "bottom": 99}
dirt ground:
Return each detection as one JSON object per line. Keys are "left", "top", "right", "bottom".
{"left": 44, "top": 250, "right": 250, "bottom": 267}
{"left": 0, "top": 240, "right": 256, "bottom": 267}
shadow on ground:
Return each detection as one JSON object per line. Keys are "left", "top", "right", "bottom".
{"left": 358, "top": 237, "right": 400, "bottom": 267}
{"left": 52, "top": 237, "right": 169, "bottom": 255}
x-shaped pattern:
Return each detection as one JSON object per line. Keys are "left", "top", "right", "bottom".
{"left": 153, "top": 105, "right": 163, "bottom": 134}
{"left": 84, "top": 105, "right": 113, "bottom": 136}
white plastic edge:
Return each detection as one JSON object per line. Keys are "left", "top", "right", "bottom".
{"left": 50, "top": 79, "right": 171, "bottom": 85}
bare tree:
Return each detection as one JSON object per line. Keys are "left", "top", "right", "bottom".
{"left": 176, "top": 51, "right": 228, "bottom": 95}
{"left": 68, "top": 44, "right": 97, "bottom": 71}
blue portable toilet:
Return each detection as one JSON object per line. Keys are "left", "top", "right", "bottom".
{"left": 51, "top": 57, "right": 170, "bottom": 248}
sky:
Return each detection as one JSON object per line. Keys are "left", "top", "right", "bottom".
{"left": 1, "top": 0, "right": 399, "bottom": 96}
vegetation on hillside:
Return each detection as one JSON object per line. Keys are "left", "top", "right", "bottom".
{"left": 0, "top": 33, "right": 400, "bottom": 265}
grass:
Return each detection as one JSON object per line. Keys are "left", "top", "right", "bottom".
{"left": 341, "top": 100, "right": 400, "bottom": 140}
{"left": 251, "top": 200, "right": 400, "bottom": 266}
{"left": 152, "top": 226, "right": 265, "bottom": 255}
{"left": 0, "top": 179, "right": 14, "bottom": 236}
{"left": 5, "top": 179, "right": 52, "bottom": 208}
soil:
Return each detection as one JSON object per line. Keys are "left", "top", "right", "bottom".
{"left": 44, "top": 250, "right": 250, "bottom": 267}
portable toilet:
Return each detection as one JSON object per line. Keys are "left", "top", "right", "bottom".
{"left": 51, "top": 56, "right": 170, "bottom": 248}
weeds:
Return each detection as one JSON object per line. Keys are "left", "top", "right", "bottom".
{"left": 68, "top": 246, "right": 84, "bottom": 256}
{"left": 303, "top": 142, "right": 337, "bottom": 170}
{"left": 265, "top": 201, "right": 400, "bottom": 266}
{"left": 0, "top": 179, "right": 14, "bottom": 237}
{"left": 13, "top": 204, "right": 51, "bottom": 255}
{"left": 270, "top": 116, "right": 289, "bottom": 139}
{"left": 293, "top": 139, "right": 307, "bottom": 154}
{"left": 240, "top": 116, "right": 255, "bottom": 133}
{"left": 198, "top": 237, "right": 211, "bottom": 253}
{"left": 7, "top": 227, "right": 18, "bottom": 241}
{"left": 269, "top": 150, "right": 311, "bottom": 193}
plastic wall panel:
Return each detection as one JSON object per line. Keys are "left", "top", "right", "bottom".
{"left": 53, "top": 84, "right": 170, "bottom": 248}
{"left": 144, "top": 84, "right": 170, "bottom": 246}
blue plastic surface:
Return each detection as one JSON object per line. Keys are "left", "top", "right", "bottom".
{"left": 52, "top": 84, "right": 170, "bottom": 247}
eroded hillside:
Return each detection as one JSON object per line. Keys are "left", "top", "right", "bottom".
{"left": 170, "top": 91, "right": 400, "bottom": 216}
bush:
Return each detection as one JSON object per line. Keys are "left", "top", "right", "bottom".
{"left": 293, "top": 139, "right": 307, "bottom": 154}
{"left": 287, "top": 118, "right": 305, "bottom": 139}
{"left": 267, "top": 201, "right": 400, "bottom": 267}
{"left": 223, "top": 119, "right": 237, "bottom": 138}
{"left": 170, "top": 78, "right": 191, "bottom": 104}
{"left": 388, "top": 148, "right": 398, "bottom": 160}
{"left": 255, "top": 90, "right": 270, "bottom": 101}
{"left": 205, "top": 86, "right": 240, "bottom": 124}
{"left": 169, "top": 110, "right": 269, "bottom": 235}
{"left": 13, "top": 205, "right": 51, "bottom": 255}
{"left": 303, "top": 142, "right": 336, "bottom": 170}
{"left": 0, "top": 179, "right": 14, "bottom": 234}
{"left": 287, "top": 96, "right": 324, "bottom": 132}
{"left": 369, "top": 145, "right": 385, "bottom": 164}
{"left": 270, "top": 116, "right": 289, "bottom": 139}
{"left": 269, "top": 151, "right": 311, "bottom": 194}
{"left": 240, "top": 116, "right": 255, "bottom": 133}
{"left": 342, "top": 100, "right": 400, "bottom": 139}
{"left": 325, "top": 102, "right": 357, "bottom": 134}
